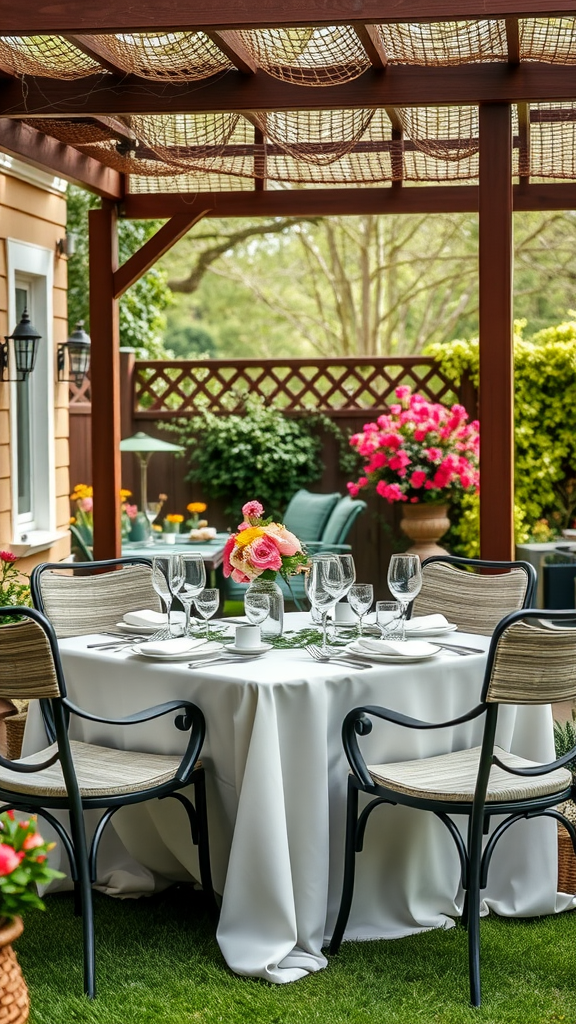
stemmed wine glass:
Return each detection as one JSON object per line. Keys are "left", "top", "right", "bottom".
{"left": 152, "top": 555, "right": 182, "bottom": 637}
{"left": 172, "top": 553, "right": 206, "bottom": 637}
{"left": 145, "top": 502, "right": 163, "bottom": 545}
{"left": 334, "top": 553, "right": 356, "bottom": 610}
{"left": 348, "top": 584, "right": 374, "bottom": 636}
{"left": 308, "top": 556, "right": 344, "bottom": 654}
{"left": 305, "top": 553, "right": 334, "bottom": 624}
{"left": 244, "top": 591, "right": 270, "bottom": 634}
{"left": 387, "top": 553, "right": 423, "bottom": 641}
{"left": 195, "top": 588, "right": 220, "bottom": 637}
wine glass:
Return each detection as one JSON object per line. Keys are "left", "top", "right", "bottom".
{"left": 333, "top": 554, "right": 356, "bottom": 617}
{"left": 195, "top": 588, "right": 220, "bottom": 637}
{"left": 304, "top": 553, "right": 334, "bottom": 624}
{"left": 172, "top": 554, "right": 206, "bottom": 637}
{"left": 387, "top": 554, "right": 423, "bottom": 641}
{"left": 308, "top": 556, "right": 344, "bottom": 654}
{"left": 145, "top": 502, "right": 162, "bottom": 545}
{"left": 151, "top": 555, "right": 181, "bottom": 636}
{"left": 244, "top": 591, "right": 270, "bottom": 635}
{"left": 348, "top": 584, "right": 374, "bottom": 636}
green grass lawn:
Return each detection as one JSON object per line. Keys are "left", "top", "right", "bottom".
{"left": 16, "top": 887, "right": 576, "bottom": 1024}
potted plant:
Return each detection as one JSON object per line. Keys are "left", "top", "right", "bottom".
{"left": 0, "top": 811, "right": 64, "bottom": 1022}
{"left": 347, "top": 386, "right": 480, "bottom": 558}
{"left": 554, "top": 713, "right": 576, "bottom": 893}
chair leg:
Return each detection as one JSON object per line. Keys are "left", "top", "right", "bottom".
{"left": 68, "top": 805, "right": 96, "bottom": 999}
{"left": 193, "top": 772, "right": 217, "bottom": 913}
{"left": 329, "top": 782, "right": 359, "bottom": 955}
{"left": 467, "top": 819, "right": 483, "bottom": 1008}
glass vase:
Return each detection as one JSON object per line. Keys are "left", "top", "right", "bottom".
{"left": 246, "top": 578, "right": 284, "bottom": 637}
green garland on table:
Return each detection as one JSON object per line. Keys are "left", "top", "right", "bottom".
{"left": 195, "top": 625, "right": 357, "bottom": 649}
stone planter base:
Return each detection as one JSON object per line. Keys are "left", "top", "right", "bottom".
{"left": 400, "top": 503, "right": 450, "bottom": 561}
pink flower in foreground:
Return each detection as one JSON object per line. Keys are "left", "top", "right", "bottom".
{"left": 222, "top": 534, "right": 236, "bottom": 579}
{"left": 0, "top": 551, "right": 17, "bottom": 563}
{"left": 242, "top": 500, "right": 264, "bottom": 520}
{"left": 248, "top": 535, "right": 283, "bottom": 573}
{"left": 23, "top": 832, "right": 44, "bottom": 851}
{"left": 265, "top": 524, "right": 301, "bottom": 556}
{"left": 231, "top": 567, "right": 252, "bottom": 584}
{"left": 0, "top": 844, "right": 23, "bottom": 876}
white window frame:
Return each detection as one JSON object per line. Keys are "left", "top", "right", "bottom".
{"left": 7, "top": 239, "right": 60, "bottom": 551}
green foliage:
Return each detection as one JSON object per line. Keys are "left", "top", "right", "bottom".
{"left": 0, "top": 812, "right": 65, "bottom": 919}
{"left": 66, "top": 186, "right": 172, "bottom": 356}
{"left": 167, "top": 397, "right": 327, "bottom": 524}
{"left": 0, "top": 554, "right": 31, "bottom": 622}
{"left": 554, "top": 710, "right": 576, "bottom": 780}
{"left": 426, "top": 322, "right": 576, "bottom": 553}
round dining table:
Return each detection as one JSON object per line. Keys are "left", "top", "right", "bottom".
{"left": 23, "top": 613, "right": 575, "bottom": 983}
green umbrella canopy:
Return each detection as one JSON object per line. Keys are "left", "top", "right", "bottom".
{"left": 119, "top": 431, "right": 183, "bottom": 454}
{"left": 120, "top": 432, "right": 184, "bottom": 508}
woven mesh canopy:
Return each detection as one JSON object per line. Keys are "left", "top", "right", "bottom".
{"left": 2, "top": 19, "right": 576, "bottom": 191}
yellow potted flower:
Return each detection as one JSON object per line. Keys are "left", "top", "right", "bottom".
{"left": 163, "top": 513, "right": 184, "bottom": 542}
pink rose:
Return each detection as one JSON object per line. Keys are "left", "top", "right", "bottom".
{"left": 0, "top": 844, "right": 23, "bottom": 876}
{"left": 242, "top": 501, "right": 264, "bottom": 520}
{"left": 410, "top": 470, "right": 427, "bottom": 489}
{"left": 222, "top": 534, "right": 236, "bottom": 578}
{"left": 264, "top": 524, "right": 301, "bottom": 556}
{"left": 231, "top": 567, "right": 252, "bottom": 584}
{"left": 347, "top": 483, "right": 360, "bottom": 497}
{"left": 248, "top": 535, "right": 283, "bottom": 573}
{"left": 78, "top": 497, "right": 93, "bottom": 513}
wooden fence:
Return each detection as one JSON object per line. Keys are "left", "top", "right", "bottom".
{"left": 69, "top": 354, "right": 476, "bottom": 599}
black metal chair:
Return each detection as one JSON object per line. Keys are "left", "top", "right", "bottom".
{"left": 0, "top": 605, "right": 213, "bottom": 997}
{"left": 329, "top": 608, "right": 576, "bottom": 1006}
{"left": 410, "top": 555, "right": 537, "bottom": 635}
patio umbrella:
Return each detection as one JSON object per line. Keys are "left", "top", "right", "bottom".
{"left": 119, "top": 431, "right": 184, "bottom": 509}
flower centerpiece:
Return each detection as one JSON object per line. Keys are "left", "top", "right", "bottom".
{"left": 185, "top": 502, "right": 217, "bottom": 541}
{"left": 347, "top": 386, "right": 480, "bottom": 556}
{"left": 0, "top": 811, "right": 64, "bottom": 1019}
{"left": 0, "top": 554, "right": 31, "bottom": 623}
{"left": 222, "top": 501, "right": 308, "bottom": 635}
{"left": 163, "top": 513, "right": 184, "bottom": 535}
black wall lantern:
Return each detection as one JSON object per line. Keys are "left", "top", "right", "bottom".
{"left": 57, "top": 320, "right": 91, "bottom": 388}
{"left": 0, "top": 309, "right": 42, "bottom": 383}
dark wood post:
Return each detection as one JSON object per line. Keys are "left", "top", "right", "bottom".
{"left": 89, "top": 204, "right": 121, "bottom": 559}
{"left": 478, "top": 104, "right": 514, "bottom": 560}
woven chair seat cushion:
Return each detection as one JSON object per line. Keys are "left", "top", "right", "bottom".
{"left": 367, "top": 745, "right": 571, "bottom": 803}
{"left": 0, "top": 741, "right": 191, "bottom": 799}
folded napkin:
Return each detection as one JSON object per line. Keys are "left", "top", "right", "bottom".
{"left": 355, "top": 638, "right": 437, "bottom": 657}
{"left": 404, "top": 614, "right": 450, "bottom": 632}
{"left": 138, "top": 637, "right": 207, "bottom": 656}
{"left": 124, "top": 609, "right": 185, "bottom": 628}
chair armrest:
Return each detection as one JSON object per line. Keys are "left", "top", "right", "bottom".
{"left": 342, "top": 703, "right": 486, "bottom": 789}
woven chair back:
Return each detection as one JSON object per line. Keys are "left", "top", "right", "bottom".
{"left": 36, "top": 563, "right": 161, "bottom": 638}
{"left": 487, "top": 618, "right": 576, "bottom": 704}
{"left": 0, "top": 618, "right": 60, "bottom": 699}
{"left": 412, "top": 561, "right": 529, "bottom": 636}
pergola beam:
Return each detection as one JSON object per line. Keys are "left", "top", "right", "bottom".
{"left": 4, "top": 1, "right": 576, "bottom": 33}
{"left": 113, "top": 211, "right": 211, "bottom": 297}
{"left": 354, "top": 25, "right": 389, "bottom": 69}
{"left": 205, "top": 31, "right": 258, "bottom": 73}
{"left": 66, "top": 35, "right": 126, "bottom": 75}
{"left": 3, "top": 64, "right": 576, "bottom": 117}
{"left": 121, "top": 181, "right": 576, "bottom": 218}
{"left": 0, "top": 117, "right": 123, "bottom": 198}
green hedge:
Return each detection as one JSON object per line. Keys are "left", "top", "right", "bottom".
{"left": 426, "top": 319, "right": 576, "bottom": 554}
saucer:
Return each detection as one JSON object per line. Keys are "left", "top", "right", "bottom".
{"left": 223, "top": 642, "right": 272, "bottom": 656}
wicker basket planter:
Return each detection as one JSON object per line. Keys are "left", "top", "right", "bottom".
{"left": 557, "top": 800, "right": 576, "bottom": 894}
{"left": 0, "top": 917, "right": 29, "bottom": 1024}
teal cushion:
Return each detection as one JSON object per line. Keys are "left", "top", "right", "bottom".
{"left": 321, "top": 496, "right": 367, "bottom": 545}
{"left": 284, "top": 490, "right": 341, "bottom": 543}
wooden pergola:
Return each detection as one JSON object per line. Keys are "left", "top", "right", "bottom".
{"left": 2, "top": 2, "right": 576, "bottom": 559}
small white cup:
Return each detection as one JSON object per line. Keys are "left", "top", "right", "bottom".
{"left": 164, "top": 533, "right": 177, "bottom": 544}
{"left": 235, "top": 624, "right": 261, "bottom": 649}
{"left": 334, "top": 601, "right": 356, "bottom": 625}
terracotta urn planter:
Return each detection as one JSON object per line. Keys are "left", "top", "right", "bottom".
{"left": 0, "top": 917, "right": 29, "bottom": 1023}
{"left": 400, "top": 503, "right": 450, "bottom": 561}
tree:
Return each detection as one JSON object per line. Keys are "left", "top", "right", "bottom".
{"left": 66, "top": 185, "right": 173, "bottom": 357}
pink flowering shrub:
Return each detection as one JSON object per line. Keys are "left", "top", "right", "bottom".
{"left": 347, "top": 386, "right": 480, "bottom": 505}
{"left": 0, "top": 811, "right": 64, "bottom": 919}
{"left": 223, "top": 501, "right": 308, "bottom": 584}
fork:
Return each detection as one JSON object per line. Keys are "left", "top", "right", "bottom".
{"left": 305, "top": 645, "right": 369, "bottom": 670}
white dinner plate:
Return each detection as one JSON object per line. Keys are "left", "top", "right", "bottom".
{"left": 223, "top": 642, "right": 272, "bottom": 656}
{"left": 345, "top": 640, "right": 440, "bottom": 664}
{"left": 404, "top": 623, "right": 458, "bottom": 638}
{"left": 116, "top": 612, "right": 187, "bottom": 635}
{"left": 132, "top": 641, "right": 223, "bottom": 661}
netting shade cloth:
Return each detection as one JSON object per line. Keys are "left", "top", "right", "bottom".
{"left": 236, "top": 26, "right": 369, "bottom": 84}
{"left": 90, "top": 32, "right": 233, "bottom": 80}
{"left": 0, "top": 35, "right": 102, "bottom": 78}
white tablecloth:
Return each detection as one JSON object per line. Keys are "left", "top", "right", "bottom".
{"left": 24, "top": 613, "right": 575, "bottom": 983}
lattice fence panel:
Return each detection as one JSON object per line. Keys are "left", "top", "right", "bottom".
{"left": 133, "top": 358, "right": 470, "bottom": 419}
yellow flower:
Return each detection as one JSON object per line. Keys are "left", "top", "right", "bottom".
{"left": 69, "top": 516, "right": 76, "bottom": 525}
{"left": 187, "top": 502, "right": 207, "bottom": 514}
{"left": 152, "top": 524, "right": 162, "bottom": 532}
{"left": 235, "top": 526, "right": 264, "bottom": 548}
{"left": 165, "top": 513, "right": 184, "bottom": 523}
{"left": 120, "top": 489, "right": 132, "bottom": 501}
{"left": 70, "top": 483, "right": 93, "bottom": 501}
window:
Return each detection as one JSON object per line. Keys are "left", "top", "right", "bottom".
{"left": 7, "top": 240, "right": 57, "bottom": 547}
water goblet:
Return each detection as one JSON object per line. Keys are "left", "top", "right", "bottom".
{"left": 195, "top": 588, "right": 220, "bottom": 637}
{"left": 308, "top": 556, "right": 344, "bottom": 654}
{"left": 376, "top": 600, "right": 402, "bottom": 640}
{"left": 173, "top": 554, "right": 206, "bottom": 636}
{"left": 304, "top": 553, "right": 334, "bottom": 624}
{"left": 244, "top": 591, "right": 270, "bottom": 631}
{"left": 145, "top": 502, "right": 162, "bottom": 545}
{"left": 387, "top": 553, "right": 423, "bottom": 641}
{"left": 348, "top": 584, "right": 374, "bottom": 636}
{"left": 151, "top": 555, "right": 181, "bottom": 636}
{"left": 335, "top": 554, "right": 356, "bottom": 599}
